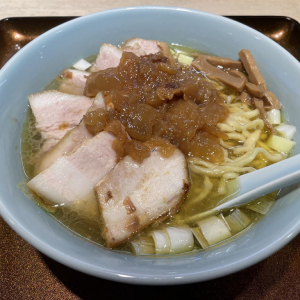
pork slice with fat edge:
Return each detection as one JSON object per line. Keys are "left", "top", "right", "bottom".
{"left": 35, "top": 93, "right": 106, "bottom": 174}
{"left": 95, "top": 149, "right": 189, "bottom": 247}
{"left": 27, "top": 131, "right": 117, "bottom": 206}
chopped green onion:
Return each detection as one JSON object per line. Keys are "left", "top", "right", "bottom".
{"left": 184, "top": 209, "right": 218, "bottom": 224}
{"left": 197, "top": 216, "right": 232, "bottom": 246}
{"left": 266, "top": 109, "right": 281, "bottom": 124}
{"left": 73, "top": 58, "right": 92, "bottom": 71}
{"left": 131, "top": 236, "right": 155, "bottom": 255}
{"left": 178, "top": 54, "right": 194, "bottom": 65}
{"left": 225, "top": 209, "right": 251, "bottom": 233}
{"left": 247, "top": 198, "right": 274, "bottom": 215}
{"left": 151, "top": 229, "right": 171, "bottom": 254}
{"left": 219, "top": 213, "right": 231, "bottom": 231}
{"left": 165, "top": 225, "right": 194, "bottom": 254}
{"left": 170, "top": 49, "right": 176, "bottom": 55}
{"left": 191, "top": 227, "right": 209, "bottom": 249}
{"left": 266, "top": 135, "right": 295, "bottom": 153}
{"left": 275, "top": 124, "right": 296, "bottom": 140}
{"left": 170, "top": 48, "right": 179, "bottom": 60}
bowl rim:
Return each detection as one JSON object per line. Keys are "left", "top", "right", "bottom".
{"left": 1, "top": 6, "right": 300, "bottom": 285}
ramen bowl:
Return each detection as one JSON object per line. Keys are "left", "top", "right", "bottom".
{"left": 0, "top": 6, "right": 300, "bottom": 285}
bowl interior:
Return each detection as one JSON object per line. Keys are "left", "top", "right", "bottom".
{"left": 0, "top": 7, "right": 300, "bottom": 285}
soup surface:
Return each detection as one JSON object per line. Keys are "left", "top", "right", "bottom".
{"left": 20, "top": 38, "right": 295, "bottom": 255}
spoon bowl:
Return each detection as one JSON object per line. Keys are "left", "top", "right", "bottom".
{"left": 212, "top": 153, "right": 300, "bottom": 212}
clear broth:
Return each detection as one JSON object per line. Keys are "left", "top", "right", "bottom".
{"left": 19, "top": 46, "right": 278, "bottom": 254}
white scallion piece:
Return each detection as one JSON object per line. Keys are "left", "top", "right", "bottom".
{"left": 131, "top": 237, "right": 155, "bottom": 255}
{"left": 225, "top": 209, "right": 251, "bottom": 233}
{"left": 170, "top": 48, "right": 178, "bottom": 59}
{"left": 266, "top": 109, "right": 281, "bottom": 124}
{"left": 178, "top": 53, "right": 193, "bottom": 65}
{"left": 165, "top": 225, "right": 194, "bottom": 254}
{"left": 73, "top": 59, "right": 92, "bottom": 71}
{"left": 266, "top": 135, "right": 296, "bottom": 154}
{"left": 197, "top": 216, "right": 232, "bottom": 246}
{"left": 151, "top": 229, "right": 171, "bottom": 254}
{"left": 275, "top": 124, "right": 296, "bottom": 140}
{"left": 191, "top": 227, "right": 209, "bottom": 249}
{"left": 219, "top": 213, "right": 231, "bottom": 232}
{"left": 247, "top": 198, "right": 274, "bottom": 215}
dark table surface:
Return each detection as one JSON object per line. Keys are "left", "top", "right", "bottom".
{"left": 1, "top": 16, "right": 300, "bottom": 300}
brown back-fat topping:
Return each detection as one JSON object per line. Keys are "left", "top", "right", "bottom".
{"left": 84, "top": 51, "right": 229, "bottom": 164}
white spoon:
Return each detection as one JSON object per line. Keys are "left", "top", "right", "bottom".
{"left": 211, "top": 153, "right": 300, "bottom": 212}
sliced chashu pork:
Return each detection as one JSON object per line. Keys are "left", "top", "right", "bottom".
{"left": 122, "top": 38, "right": 161, "bottom": 55}
{"left": 94, "top": 38, "right": 162, "bottom": 71}
{"left": 95, "top": 149, "right": 189, "bottom": 247}
{"left": 29, "top": 90, "right": 94, "bottom": 147}
{"left": 59, "top": 69, "right": 90, "bottom": 95}
{"left": 35, "top": 93, "right": 106, "bottom": 174}
{"left": 27, "top": 130, "right": 117, "bottom": 206}
{"left": 95, "top": 44, "right": 123, "bottom": 71}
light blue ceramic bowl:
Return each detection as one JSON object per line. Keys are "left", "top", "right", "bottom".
{"left": 0, "top": 7, "right": 300, "bottom": 285}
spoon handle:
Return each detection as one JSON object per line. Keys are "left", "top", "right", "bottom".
{"left": 213, "top": 154, "right": 300, "bottom": 211}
